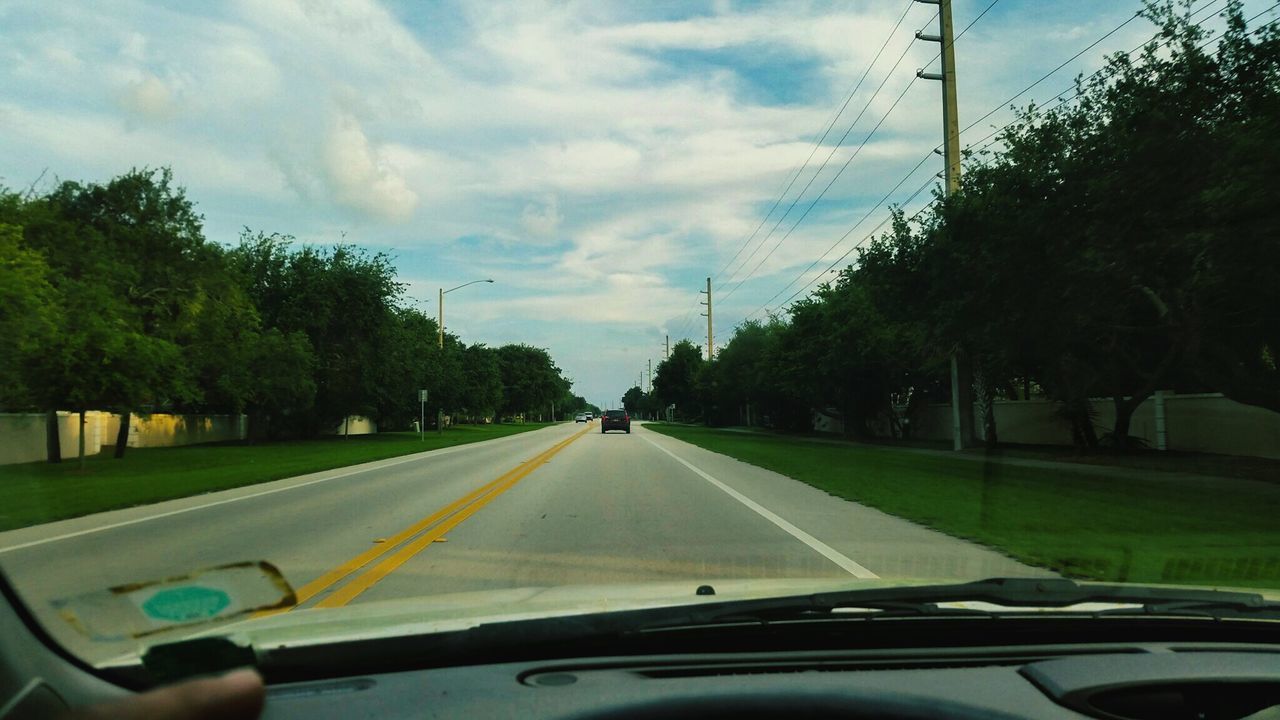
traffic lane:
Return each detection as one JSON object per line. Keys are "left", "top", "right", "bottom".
{"left": 357, "top": 420, "right": 1048, "bottom": 605}
{"left": 0, "top": 422, "right": 585, "bottom": 661}
{"left": 639, "top": 427, "right": 1054, "bottom": 580}
{"left": 356, "top": 422, "right": 852, "bottom": 603}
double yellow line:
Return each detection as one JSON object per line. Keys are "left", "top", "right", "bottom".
{"left": 272, "top": 424, "right": 592, "bottom": 612}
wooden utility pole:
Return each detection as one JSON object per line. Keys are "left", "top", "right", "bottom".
{"left": 916, "top": 0, "right": 973, "bottom": 450}
{"left": 700, "top": 277, "right": 713, "bottom": 360}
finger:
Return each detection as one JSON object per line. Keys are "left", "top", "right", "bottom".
{"left": 59, "top": 668, "right": 266, "bottom": 720}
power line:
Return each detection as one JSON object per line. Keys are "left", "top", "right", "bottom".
{"left": 720, "top": 71, "right": 922, "bottom": 304}
{"left": 673, "top": 2, "right": 921, "bottom": 342}
{"left": 711, "top": 0, "right": 919, "bottom": 287}
{"left": 721, "top": 0, "right": 1003, "bottom": 306}
{"left": 746, "top": 0, "right": 1275, "bottom": 323}
{"left": 749, "top": 173, "right": 937, "bottom": 321}
{"left": 965, "top": 0, "right": 1272, "bottom": 155}
{"left": 723, "top": 0, "right": 1003, "bottom": 317}
{"left": 922, "top": 0, "right": 1002, "bottom": 68}
{"left": 745, "top": 149, "right": 937, "bottom": 317}
{"left": 718, "top": 13, "right": 935, "bottom": 302}
{"left": 957, "top": 9, "right": 1144, "bottom": 144}
{"left": 672, "top": 4, "right": 934, "bottom": 341}
{"left": 735, "top": 1, "right": 1161, "bottom": 323}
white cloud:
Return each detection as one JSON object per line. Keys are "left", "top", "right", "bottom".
{"left": 4, "top": 0, "right": 1225, "bottom": 401}
{"left": 119, "top": 73, "right": 175, "bottom": 119}
{"left": 520, "top": 194, "right": 563, "bottom": 238}
{"left": 320, "top": 113, "right": 419, "bottom": 222}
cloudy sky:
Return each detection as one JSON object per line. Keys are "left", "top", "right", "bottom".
{"left": 2, "top": 0, "right": 1271, "bottom": 407}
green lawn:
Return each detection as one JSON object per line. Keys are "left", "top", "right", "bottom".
{"left": 647, "top": 424, "right": 1280, "bottom": 589}
{"left": 0, "top": 423, "right": 555, "bottom": 532}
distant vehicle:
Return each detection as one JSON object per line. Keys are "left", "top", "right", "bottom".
{"left": 574, "top": 413, "right": 587, "bottom": 423}
{"left": 601, "top": 409, "right": 630, "bottom": 434}
{"left": 585, "top": 412, "right": 594, "bottom": 420}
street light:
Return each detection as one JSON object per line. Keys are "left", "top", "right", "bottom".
{"left": 435, "top": 278, "right": 493, "bottom": 433}
{"left": 439, "top": 279, "right": 494, "bottom": 349}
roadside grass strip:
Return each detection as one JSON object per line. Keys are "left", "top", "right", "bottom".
{"left": 647, "top": 424, "right": 1280, "bottom": 589}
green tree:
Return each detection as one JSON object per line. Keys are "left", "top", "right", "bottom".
{"left": 621, "top": 386, "right": 646, "bottom": 416}
{"left": 229, "top": 232, "right": 403, "bottom": 437}
{"left": 496, "top": 344, "right": 570, "bottom": 420}
{"left": 0, "top": 222, "right": 59, "bottom": 409}
{"left": 652, "top": 339, "right": 704, "bottom": 421}
{"left": 8, "top": 169, "right": 209, "bottom": 462}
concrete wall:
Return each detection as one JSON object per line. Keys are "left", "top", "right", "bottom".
{"left": 900, "top": 393, "right": 1280, "bottom": 460}
{"left": 326, "top": 416, "right": 377, "bottom": 436}
{"left": 0, "top": 412, "right": 248, "bottom": 465}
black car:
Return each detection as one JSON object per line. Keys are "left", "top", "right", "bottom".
{"left": 601, "top": 409, "right": 630, "bottom": 434}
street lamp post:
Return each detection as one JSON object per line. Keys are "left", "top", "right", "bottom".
{"left": 439, "top": 278, "right": 494, "bottom": 349}
{"left": 436, "top": 278, "right": 494, "bottom": 432}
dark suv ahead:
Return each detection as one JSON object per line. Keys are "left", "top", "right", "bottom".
{"left": 601, "top": 409, "right": 631, "bottom": 434}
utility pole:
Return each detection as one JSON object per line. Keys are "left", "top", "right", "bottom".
{"left": 665, "top": 334, "right": 670, "bottom": 359}
{"left": 915, "top": 0, "right": 973, "bottom": 451}
{"left": 700, "top": 277, "right": 713, "bottom": 360}
{"left": 647, "top": 358, "right": 652, "bottom": 394}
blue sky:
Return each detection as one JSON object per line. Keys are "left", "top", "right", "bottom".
{"left": 2, "top": 0, "right": 1273, "bottom": 407}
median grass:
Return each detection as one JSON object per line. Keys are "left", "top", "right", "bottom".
{"left": 647, "top": 424, "right": 1280, "bottom": 589}
{"left": 0, "top": 423, "right": 556, "bottom": 532}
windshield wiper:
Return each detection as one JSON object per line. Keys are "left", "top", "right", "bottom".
{"left": 636, "top": 578, "right": 1280, "bottom": 629}
{"left": 134, "top": 578, "right": 1280, "bottom": 685}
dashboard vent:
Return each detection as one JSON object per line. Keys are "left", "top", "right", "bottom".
{"left": 1086, "top": 682, "right": 1280, "bottom": 720}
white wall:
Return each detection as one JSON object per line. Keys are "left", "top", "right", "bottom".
{"left": 898, "top": 393, "right": 1280, "bottom": 460}
{"left": 0, "top": 412, "right": 248, "bottom": 465}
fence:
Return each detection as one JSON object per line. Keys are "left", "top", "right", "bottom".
{"left": 901, "top": 392, "right": 1280, "bottom": 460}
{"left": 0, "top": 412, "right": 247, "bottom": 466}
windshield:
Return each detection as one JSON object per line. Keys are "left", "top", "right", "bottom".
{"left": 1, "top": 0, "right": 1278, "bottom": 670}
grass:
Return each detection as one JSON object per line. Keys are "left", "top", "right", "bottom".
{"left": 647, "top": 423, "right": 1280, "bottom": 589}
{"left": 0, "top": 423, "right": 555, "bottom": 532}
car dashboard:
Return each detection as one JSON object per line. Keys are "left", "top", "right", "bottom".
{"left": 254, "top": 644, "right": 1280, "bottom": 719}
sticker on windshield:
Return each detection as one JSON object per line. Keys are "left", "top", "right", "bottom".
{"left": 52, "top": 561, "right": 295, "bottom": 641}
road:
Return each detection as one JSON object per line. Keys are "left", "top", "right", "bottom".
{"left": 0, "top": 421, "right": 1048, "bottom": 663}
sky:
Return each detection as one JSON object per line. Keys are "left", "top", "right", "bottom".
{"left": 2, "top": 0, "right": 1273, "bottom": 408}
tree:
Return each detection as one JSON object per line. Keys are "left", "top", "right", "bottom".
{"left": 0, "top": 222, "right": 59, "bottom": 409}
{"left": 652, "top": 340, "right": 704, "bottom": 421}
{"left": 496, "top": 344, "right": 570, "bottom": 420}
{"left": 621, "top": 386, "right": 646, "bottom": 416}
{"left": 229, "top": 232, "right": 403, "bottom": 437}
{"left": 7, "top": 170, "right": 205, "bottom": 463}
{"left": 457, "top": 344, "right": 503, "bottom": 422}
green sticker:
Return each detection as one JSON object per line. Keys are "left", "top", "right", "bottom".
{"left": 142, "top": 586, "right": 231, "bottom": 622}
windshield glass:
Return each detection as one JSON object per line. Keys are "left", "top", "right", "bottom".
{"left": 1, "top": 0, "right": 1278, "bottom": 669}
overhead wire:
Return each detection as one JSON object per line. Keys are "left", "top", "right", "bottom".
{"left": 724, "top": 1, "right": 1001, "bottom": 312}
{"left": 711, "top": 0, "right": 919, "bottom": 287}
{"left": 722, "top": 0, "right": 1002, "bottom": 321}
{"left": 965, "top": 0, "right": 1273, "bottom": 155}
{"left": 671, "top": 0, "right": 927, "bottom": 342}
{"left": 744, "top": 0, "right": 1269, "bottom": 323}
{"left": 717, "top": 9, "right": 938, "bottom": 303}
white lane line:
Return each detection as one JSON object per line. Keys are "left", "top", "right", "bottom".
{"left": 642, "top": 434, "right": 879, "bottom": 579}
{"left": 0, "top": 428, "right": 565, "bottom": 554}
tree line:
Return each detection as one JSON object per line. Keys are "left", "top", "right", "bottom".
{"left": 638, "top": 2, "right": 1279, "bottom": 449}
{"left": 0, "top": 170, "right": 589, "bottom": 462}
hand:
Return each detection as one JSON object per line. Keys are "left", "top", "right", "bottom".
{"left": 57, "top": 668, "right": 265, "bottom": 720}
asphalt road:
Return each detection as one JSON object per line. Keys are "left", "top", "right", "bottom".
{"left": 0, "top": 421, "right": 1048, "bottom": 663}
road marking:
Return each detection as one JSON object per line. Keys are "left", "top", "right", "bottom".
{"left": 641, "top": 434, "right": 879, "bottom": 579}
{"left": 282, "top": 463, "right": 530, "bottom": 607}
{"left": 312, "top": 426, "right": 592, "bottom": 608}
{"left": 0, "top": 430, "right": 553, "bottom": 555}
